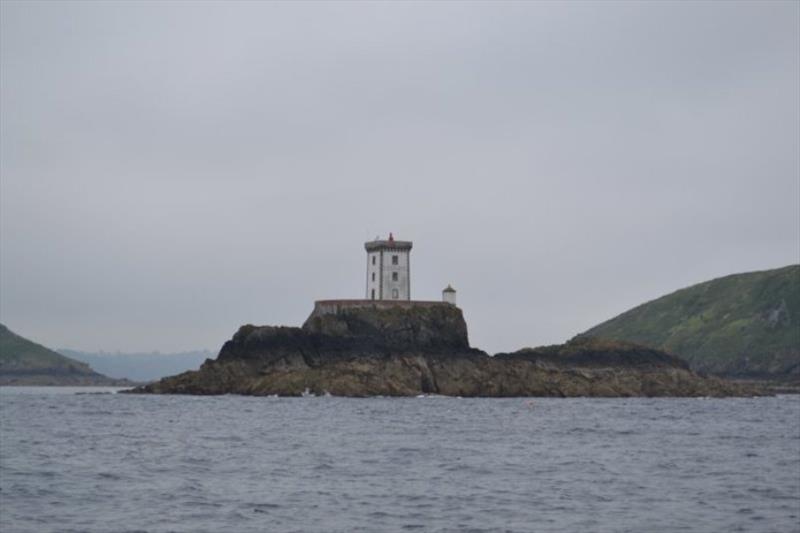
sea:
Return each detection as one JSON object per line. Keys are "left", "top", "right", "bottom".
{"left": 0, "top": 388, "right": 798, "bottom": 533}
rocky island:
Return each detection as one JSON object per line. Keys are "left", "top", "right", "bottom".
{"left": 131, "top": 301, "right": 754, "bottom": 397}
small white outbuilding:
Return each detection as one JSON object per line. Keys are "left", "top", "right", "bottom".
{"left": 442, "top": 285, "right": 457, "bottom": 305}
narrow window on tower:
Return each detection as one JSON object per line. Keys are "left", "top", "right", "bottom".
{"left": 392, "top": 255, "right": 398, "bottom": 265}
{"left": 392, "top": 289, "right": 399, "bottom": 299}
{"left": 371, "top": 289, "right": 375, "bottom": 300}
{"left": 372, "top": 272, "right": 375, "bottom": 281}
{"left": 392, "top": 272, "right": 398, "bottom": 281}
{"left": 372, "top": 256, "right": 376, "bottom": 265}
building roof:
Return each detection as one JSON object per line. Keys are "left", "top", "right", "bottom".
{"left": 364, "top": 239, "right": 413, "bottom": 252}
{"left": 443, "top": 285, "right": 456, "bottom": 293}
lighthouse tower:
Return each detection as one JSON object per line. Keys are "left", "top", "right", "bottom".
{"left": 365, "top": 233, "right": 412, "bottom": 300}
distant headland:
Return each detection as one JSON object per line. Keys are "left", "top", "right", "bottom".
{"left": 582, "top": 264, "right": 799, "bottom": 382}
{"left": 0, "top": 324, "right": 134, "bottom": 386}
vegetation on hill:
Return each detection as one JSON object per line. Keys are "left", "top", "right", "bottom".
{"left": 581, "top": 265, "right": 800, "bottom": 379}
{"left": 0, "top": 324, "right": 129, "bottom": 385}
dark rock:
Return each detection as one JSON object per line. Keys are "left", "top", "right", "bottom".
{"left": 128, "top": 303, "right": 761, "bottom": 397}
{"left": 302, "top": 302, "right": 471, "bottom": 352}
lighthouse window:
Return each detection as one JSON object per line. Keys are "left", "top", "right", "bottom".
{"left": 392, "top": 272, "right": 398, "bottom": 281}
{"left": 372, "top": 272, "right": 375, "bottom": 281}
{"left": 392, "top": 255, "right": 398, "bottom": 265}
{"left": 372, "top": 256, "right": 376, "bottom": 265}
{"left": 392, "top": 289, "right": 399, "bottom": 299}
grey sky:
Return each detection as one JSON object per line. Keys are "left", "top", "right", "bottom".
{"left": 1, "top": 1, "right": 798, "bottom": 354}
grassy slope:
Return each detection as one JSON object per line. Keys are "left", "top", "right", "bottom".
{"left": 0, "top": 324, "right": 122, "bottom": 384}
{"left": 582, "top": 265, "right": 800, "bottom": 378}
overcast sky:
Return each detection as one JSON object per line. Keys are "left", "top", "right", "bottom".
{"left": 1, "top": 1, "right": 798, "bottom": 354}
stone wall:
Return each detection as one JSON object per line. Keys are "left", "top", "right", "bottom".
{"left": 311, "top": 299, "right": 451, "bottom": 317}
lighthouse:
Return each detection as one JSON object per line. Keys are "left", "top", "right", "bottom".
{"left": 365, "top": 233, "right": 412, "bottom": 300}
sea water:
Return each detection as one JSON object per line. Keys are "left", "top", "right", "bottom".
{"left": 1, "top": 388, "right": 798, "bottom": 533}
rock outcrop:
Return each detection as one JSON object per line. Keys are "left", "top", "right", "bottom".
{"left": 131, "top": 302, "right": 756, "bottom": 397}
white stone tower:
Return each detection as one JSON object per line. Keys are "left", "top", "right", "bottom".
{"left": 442, "top": 285, "right": 457, "bottom": 305}
{"left": 365, "top": 233, "right": 412, "bottom": 300}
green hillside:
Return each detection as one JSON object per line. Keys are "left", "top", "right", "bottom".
{"left": 582, "top": 265, "right": 800, "bottom": 379}
{"left": 0, "top": 324, "right": 126, "bottom": 385}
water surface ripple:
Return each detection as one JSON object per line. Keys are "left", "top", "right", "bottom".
{"left": 1, "top": 388, "right": 798, "bottom": 532}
